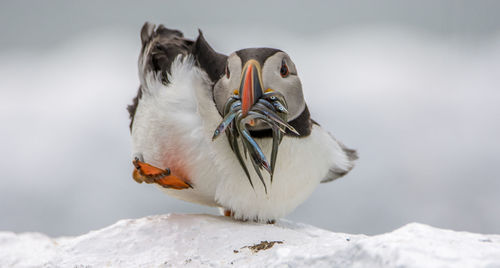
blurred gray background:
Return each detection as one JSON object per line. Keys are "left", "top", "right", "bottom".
{"left": 1, "top": 0, "right": 499, "bottom": 236}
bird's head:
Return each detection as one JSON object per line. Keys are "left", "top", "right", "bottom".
{"left": 193, "top": 32, "right": 311, "bottom": 192}
{"left": 213, "top": 48, "right": 305, "bottom": 131}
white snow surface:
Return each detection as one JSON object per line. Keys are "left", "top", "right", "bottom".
{"left": 1, "top": 214, "right": 499, "bottom": 268}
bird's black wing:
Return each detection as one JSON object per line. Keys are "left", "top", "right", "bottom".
{"left": 138, "top": 22, "right": 194, "bottom": 84}
{"left": 127, "top": 23, "right": 193, "bottom": 130}
{"left": 127, "top": 22, "right": 227, "bottom": 131}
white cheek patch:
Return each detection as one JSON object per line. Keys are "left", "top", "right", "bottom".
{"left": 213, "top": 55, "right": 242, "bottom": 114}
{"left": 262, "top": 52, "right": 306, "bottom": 121}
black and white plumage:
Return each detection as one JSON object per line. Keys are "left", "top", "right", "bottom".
{"left": 128, "top": 23, "right": 357, "bottom": 222}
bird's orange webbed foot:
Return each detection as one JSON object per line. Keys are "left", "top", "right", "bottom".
{"left": 132, "top": 157, "right": 192, "bottom": 190}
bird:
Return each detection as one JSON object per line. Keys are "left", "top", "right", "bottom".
{"left": 128, "top": 22, "right": 357, "bottom": 223}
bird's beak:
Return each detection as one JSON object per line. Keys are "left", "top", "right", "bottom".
{"left": 239, "top": 59, "right": 264, "bottom": 117}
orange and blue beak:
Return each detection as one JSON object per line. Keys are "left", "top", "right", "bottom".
{"left": 239, "top": 59, "right": 264, "bottom": 117}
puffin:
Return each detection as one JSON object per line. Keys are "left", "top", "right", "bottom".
{"left": 128, "top": 22, "right": 357, "bottom": 223}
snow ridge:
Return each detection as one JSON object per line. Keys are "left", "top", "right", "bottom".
{"left": 1, "top": 214, "right": 499, "bottom": 267}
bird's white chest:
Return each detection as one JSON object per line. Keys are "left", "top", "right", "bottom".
{"left": 210, "top": 124, "right": 336, "bottom": 221}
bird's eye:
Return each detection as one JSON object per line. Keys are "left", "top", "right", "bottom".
{"left": 280, "top": 60, "right": 289, "bottom": 78}
{"left": 225, "top": 64, "right": 230, "bottom": 79}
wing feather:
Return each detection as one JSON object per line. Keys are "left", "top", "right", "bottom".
{"left": 321, "top": 129, "right": 358, "bottom": 183}
{"left": 128, "top": 22, "right": 227, "bottom": 131}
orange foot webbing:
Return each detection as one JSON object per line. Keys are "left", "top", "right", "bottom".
{"left": 132, "top": 158, "right": 192, "bottom": 190}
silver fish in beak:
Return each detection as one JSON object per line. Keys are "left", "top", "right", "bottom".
{"left": 212, "top": 59, "right": 298, "bottom": 193}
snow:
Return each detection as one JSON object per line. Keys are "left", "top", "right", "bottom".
{"left": 1, "top": 214, "right": 499, "bottom": 267}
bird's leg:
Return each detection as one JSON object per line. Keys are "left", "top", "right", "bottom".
{"left": 132, "top": 158, "right": 193, "bottom": 190}
{"left": 223, "top": 209, "right": 275, "bottom": 224}
{"left": 223, "top": 209, "right": 234, "bottom": 217}
{"left": 222, "top": 209, "right": 249, "bottom": 222}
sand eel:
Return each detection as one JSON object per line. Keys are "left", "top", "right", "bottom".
{"left": 128, "top": 22, "right": 358, "bottom": 223}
